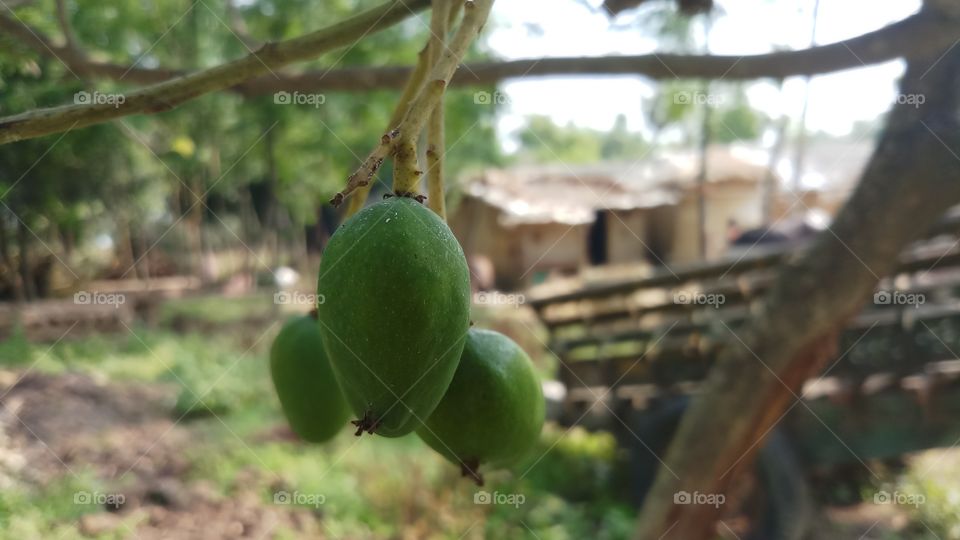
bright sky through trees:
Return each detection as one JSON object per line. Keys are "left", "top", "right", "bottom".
{"left": 488, "top": 0, "right": 920, "bottom": 141}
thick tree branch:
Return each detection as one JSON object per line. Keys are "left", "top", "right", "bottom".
{"left": 300, "top": 12, "right": 953, "bottom": 88}
{"left": 632, "top": 5, "right": 960, "bottom": 538}
{"left": 0, "top": 0, "right": 430, "bottom": 145}
{"left": 3, "top": 8, "right": 954, "bottom": 100}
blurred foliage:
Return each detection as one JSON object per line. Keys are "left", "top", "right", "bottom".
{"left": 648, "top": 82, "right": 767, "bottom": 145}
{"left": 0, "top": 0, "right": 502, "bottom": 297}
{"left": 157, "top": 293, "right": 276, "bottom": 327}
{"left": 2, "top": 298, "right": 960, "bottom": 538}
{"left": 0, "top": 309, "right": 636, "bottom": 539}
{"left": 0, "top": 469, "right": 136, "bottom": 540}
{"left": 165, "top": 331, "right": 274, "bottom": 418}
{"left": 898, "top": 451, "right": 960, "bottom": 539}
{"left": 514, "top": 114, "right": 648, "bottom": 164}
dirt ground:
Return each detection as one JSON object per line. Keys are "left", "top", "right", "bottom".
{"left": 0, "top": 370, "right": 324, "bottom": 539}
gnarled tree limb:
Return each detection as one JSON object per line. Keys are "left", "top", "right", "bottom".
{"left": 2, "top": 9, "right": 952, "bottom": 99}
{"left": 0, "top": 0, "right": 431, "bottom": 145}
{"left": 632, "top": 3, "right": 960, "bottom": 538}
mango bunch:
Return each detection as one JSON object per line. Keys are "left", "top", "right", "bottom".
{"left": 270, "top": 197, "right": 544, "bottom": 483}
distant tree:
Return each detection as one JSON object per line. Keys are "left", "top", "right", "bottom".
{"left": 514, "top": 114, "right": 646, "bottom": 163}
{"left": 0, "top": 59, "right": 145, "bottom": 298}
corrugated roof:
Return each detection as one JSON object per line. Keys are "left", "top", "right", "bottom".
{"left": 465, "top": 144, "right": 776, "bottom": 226}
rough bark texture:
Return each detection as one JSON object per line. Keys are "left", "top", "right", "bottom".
{"left": 8, "top": 6, "right": 945, "bottom": 93}
{"left": 632, "top": 6, "right": 960, "bottom": 538}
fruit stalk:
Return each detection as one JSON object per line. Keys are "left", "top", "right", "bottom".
{"left": 426, "top": 0, "right": 451, "bottom": 219}
{"left": 391, "top": 0, "right": 494, "bottom": 196}
{"left": 343, "top": 45, "right": 433, "bottom": 216}
{"left": 336, "top": 0, "right": 493, "bottom": 208}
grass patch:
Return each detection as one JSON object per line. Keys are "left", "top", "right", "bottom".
{"left": 157, "top": 293, "right": 277, "bottom": 327}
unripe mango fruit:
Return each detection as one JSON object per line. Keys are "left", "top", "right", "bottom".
{"left": 316, "top": 197, "right": 471, "bottom": 437}
{"left": 269, "top": 314, "right": 350, "bottom": 443}
{"left": 416, "top": 329, "right": 545, "bottom": 484}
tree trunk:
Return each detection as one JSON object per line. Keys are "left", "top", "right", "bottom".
{"left": 0, "top": 220, "right": 24, "bottom": 301}
{"left": 696, "top": 82, "right": 710, "bottom": 260}
{"left": 16, "top": 219, "right": 35, "bottom": 300}
{"left": 762, "top": 80, "right": 788, "bottom": 225}
{"left": 633, "top": 7, "right": 960, "bottom": 537}
{"left": 789, "top": 0, "right": 821, "bottom": 194}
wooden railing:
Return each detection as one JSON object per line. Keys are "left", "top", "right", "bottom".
{"left": 528, "top": 210, "right": 960, "bottom": 463}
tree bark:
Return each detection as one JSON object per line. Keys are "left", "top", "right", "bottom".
{"left": 633, "top": 5, "right": 960, "bottom": 537}
{"left": 3, "top": 8, "right": 950, "bottom": 95}
{"left": 15, "top": 219, "right": 34, "bottom": 300}
{"left": 1, "top": 8, "right": 957, "bottom": 146}
{"left": 0, "top": 220, "right": 25, "bottom": 301}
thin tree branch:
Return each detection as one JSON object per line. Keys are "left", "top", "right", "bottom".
{"left": 0, "top": 0, "right": 431, "bottom": 145}
{"left": 426, "top": 0, "right": 450, "bottom": 219}
{"left": 334, "top": 0, "right": 493, "bottom": 206}
{"left": 340, "top": 43, "right": 433, "bottom": 214}
{"left": 391, "top": 0, "right": 494, "bottom": 195}
{"left": 53, "top": 0, "right": 79, "bottom": 53}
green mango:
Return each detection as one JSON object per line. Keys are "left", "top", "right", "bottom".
{"left": 316, "top": 197, "right": 471, "bottom": 437}
{"left": 416, "top": 329, "right": 545, "bottom": 484}
{"left": 269, "top": 314, "right": 350, "bottom": 443}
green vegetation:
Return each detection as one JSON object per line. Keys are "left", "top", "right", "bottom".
{"left": 3, "top": 296, "right": 960, "bottom": 538}
{"left": 0, "top": 301, "right": 634, "bottom": 539}
{"left": 157, "top": 294, "right": 276, "bottom": 327}
{"left": 515, "top": 114, "right": 648, "bottom": 164}
{"left": 0, "top": 471, "right": 137, "bottom": 540}
{"left": 0, "top": 0, "right": 502, "bottom": 301}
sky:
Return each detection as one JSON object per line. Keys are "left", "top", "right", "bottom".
{"left": 484, "top": 0, "right": 922, "bottom": 145}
